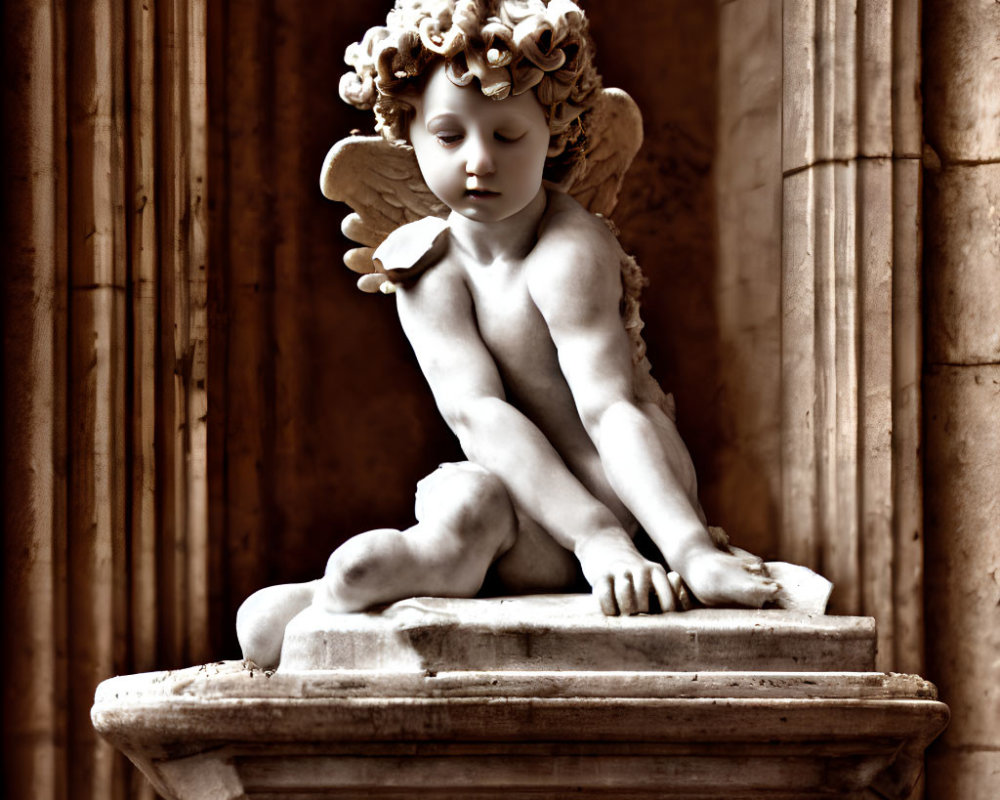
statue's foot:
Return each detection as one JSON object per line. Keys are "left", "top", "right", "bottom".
{"left": 677, "top": 546, "right": 780, "bottom": 609}
{"left": 236, "top": 580, "right": 320, "bottom": 669}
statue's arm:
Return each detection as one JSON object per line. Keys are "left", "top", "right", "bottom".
{"left": 528, "top": 204, "right": 641, "bottom": 420}
{"left": 395, "top": 263, "right": 618, "bottom": 547}
{"left": 528, "top": 208, "right": 712, "bottom": 574}
{"left": 395, "top": 264, "right": 673, "bottom": 614}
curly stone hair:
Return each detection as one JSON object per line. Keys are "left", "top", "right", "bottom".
{"left": 339, "top": 0, "right": 602, "bottom": 184}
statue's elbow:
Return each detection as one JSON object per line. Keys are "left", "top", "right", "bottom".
{"left": 442, "top": 395, "right": 504, "bottom": 442}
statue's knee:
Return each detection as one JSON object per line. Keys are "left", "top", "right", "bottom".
{"left": 440, "top": 466, "right": 514, "bottom": 533}
{"left": 416, "top": 463, "right": 512, "bottom": 525}
{"left": 325, "top": 533, "right": 393, "bottom": 589}
{"left": 457, "top": 466, "right": 510, "bottom": 517}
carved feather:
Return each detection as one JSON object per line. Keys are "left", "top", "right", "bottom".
{"left": 566, "top": 88, "right": 643, "bottom": 218}
{"left": 320, "top": 136, "right": 447, "bottom": 290}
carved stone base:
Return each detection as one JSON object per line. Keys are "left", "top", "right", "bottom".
{"left": 280, "top": 596, "right": 872, "bottom": 672}
{"left": 92, "top": 600, "right": 948, "bottom": 799}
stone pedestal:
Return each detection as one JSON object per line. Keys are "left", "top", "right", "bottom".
{"left": 93, "top": 597, "right": 948, "bottom": 799}
{"left": 280, "top": 596, "right": 871, "bottom": 672}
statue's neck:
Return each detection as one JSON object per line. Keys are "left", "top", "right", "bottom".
{"left": 447, "top": 187, "right": 547, "bottom": 265}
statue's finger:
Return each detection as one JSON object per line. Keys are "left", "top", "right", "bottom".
{"left": 614, "top": 573, "right": 636, "bottom": 616}
{"left": 651, "top": 568, "right": 676, "bottom": 612}
{"left": 633, "top": 569, "right": 652, "bottom": 614}
{"left": 357, "top": 272, "right": 388, "bottom": 293}
{"left": 595, "top": 576, "right": 617, "bottom": 616}
{"left": 667, "top": 571, "right": 693, "bottom": 610}
{"left": 344, "top": 247, "right": 376, "bottom": 274}
{"left": 341, "top": 213, "right": 383, "bottom": 247}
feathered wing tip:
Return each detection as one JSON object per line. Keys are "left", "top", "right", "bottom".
{"left": 320, "top": 135, "right": 447, "bottom": 293}
{"left": 619, "top": 252, "right": 676, "bottom": 423}
{"left": 564, "top": 87, "right": 643, "bottom": 217}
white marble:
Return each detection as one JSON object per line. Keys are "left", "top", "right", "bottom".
{"left": 279, "top": 596, "right": 867, "bottom": 673}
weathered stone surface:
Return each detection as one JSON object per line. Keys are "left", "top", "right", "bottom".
{"left": 782, "top": 0, "right": 903, "bottom": 171}
{"left": 925, "top": 163, "right": 1000, "bottom": 364}
{"left": 92, "top": 661, "right": 948, "bottom": 800}
{"left": 778, "top": 0, "right": 928, "bottom": 680}
{"left": 780, "top": 166, "right": 818, "bottom": 568}
{"left": 857, "top": 0, "right": 893, "bottom": 157}
{"left": 857, "top": 157, "right": 896, "bottom": 669}
{"left": 712, "top": 0, "right": 783, "bottom": 558}
{"left": 779, "top": 158, "right": 903, "bottom": 651}
{"left": 891, "top": 158, "right": 925, "bottom": 677}
{"left": 922, "top": 9, "right": 1000, "bottom": 796}
{"left": 924, "top": 364, "right": 1000, "bottom": 793}
{"left": 781, "top": 0, "right": 815, "bottom": 172}
{"left": 891, "top": 0, "right": 923, "bottom": 156}
{"left": 924, "top": 0, "right": 1000, "bottom": 162}
{"left": 279, "top": 595, "right": 864, "bottom": 672}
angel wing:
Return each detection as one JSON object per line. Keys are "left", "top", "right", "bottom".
{"left": 320, "top": 136, "right": 447, "bottom": 292}
{"left": 321, "top": 89, "right": 641, "bottom": 292}
{"left": 566, "top": 88, "right": 643, "bottom": 218}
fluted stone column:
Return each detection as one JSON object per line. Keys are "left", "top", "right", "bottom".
{"left": 780, "top": 0, "right": 924, "bottom": 673}
{"left": 1, "top": 2, "right": 210, "bottom": 798}
{"left": 923, "top": 1, "right": 1000, "bottom": 797}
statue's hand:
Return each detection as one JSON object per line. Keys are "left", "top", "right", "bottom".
{"left": 576, "top": 531, "right": 677, "bottom": 616}
{"left": 320, "top": 135, "right": 448, "bottom": 293}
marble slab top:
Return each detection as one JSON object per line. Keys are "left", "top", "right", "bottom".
{"left": 279, "top": 594, "right": 876, "bottom": 672}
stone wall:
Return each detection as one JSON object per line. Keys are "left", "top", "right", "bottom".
{"left": 1, "top": 2, "right": 209, "bottom": 799}
{"left": 778, "top": 0, "right": 925, "bottom": 673}
{"left": 922, "top": 1, "right": 1000, "bottom": 796}
{"left": 712, "top": 0, "right": 785, "bottom": 561}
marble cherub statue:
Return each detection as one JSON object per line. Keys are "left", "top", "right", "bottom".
{"left": 237, "top": 0, "right": 829, "bottom": 669}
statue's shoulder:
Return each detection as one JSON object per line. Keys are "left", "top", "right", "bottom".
{"left": 544, "top": 189, "right": 592, "bottom": 222}
{"left": 532, "top": 191, "right": 623, "bottom": 279}
{"left": 373, "top": 215, "right": 450, "bottom": 286}
{"left": 542, "top": 190, "right": 619, "bottom": 245}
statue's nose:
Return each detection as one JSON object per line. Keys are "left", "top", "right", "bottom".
{"left": 465, "top": 136, "right": 496, "bottom": 176}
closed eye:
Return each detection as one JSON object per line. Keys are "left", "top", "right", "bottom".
{"left": 435, "top": 133, "right": 464, "bottom": 146}
{"left": 494, "top": 131, "right": 525, "bottom": 143}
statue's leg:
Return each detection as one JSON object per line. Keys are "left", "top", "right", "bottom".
{"left": 236, "top": 463, "right": 519, "bottom": 668}
{"left": 236, "top": 580, "right": 321, "bottom": 668}
{"left": 318, "top": 462, "right": 519, "bottom": 613}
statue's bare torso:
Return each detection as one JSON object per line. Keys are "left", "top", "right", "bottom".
{"left": 386, "top": 167, "right": 779, "bottom": 615}
{"left": 414, "top": 192, "right": 636, "bottom": 531}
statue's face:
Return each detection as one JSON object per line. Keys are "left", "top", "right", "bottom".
{"left": 409, "top": 63, "right": 550, "bottom": 223}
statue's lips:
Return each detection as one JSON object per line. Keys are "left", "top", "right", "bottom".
{"left": 465, "top": 189, "right": 500, "bottom": 199}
